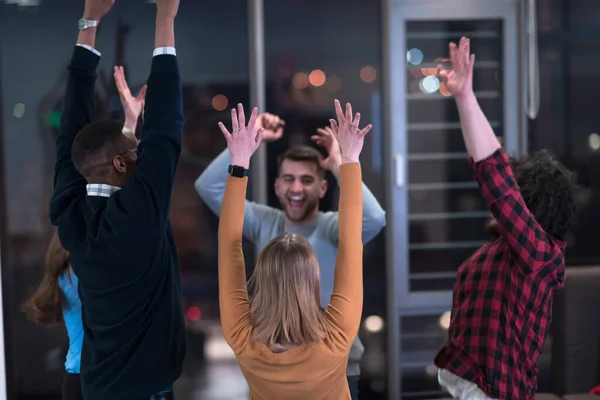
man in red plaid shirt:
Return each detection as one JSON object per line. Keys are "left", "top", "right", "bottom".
{"left": 434, "top": 37, "right": 577, "bottom": 399}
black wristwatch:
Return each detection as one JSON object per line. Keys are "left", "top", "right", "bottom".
{"left": 228, "top": 165, "right": 248, "bottom": 178}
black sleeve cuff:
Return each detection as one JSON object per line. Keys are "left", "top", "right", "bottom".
{"left": 71, "top": 45, "right": 101, "bottom": 71}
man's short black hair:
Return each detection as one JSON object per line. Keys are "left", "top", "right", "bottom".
{"left": 511, "top": 149, "right": 577, "bottom": 240}
{"left": 276, "top": 145, "right": 325, "bottom": 179}
{"left": 71, "top": 119, "right": 126, "bottom": 178}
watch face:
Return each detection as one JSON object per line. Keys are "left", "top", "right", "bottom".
{"left": 78, "top": 19, "right": 87, "bottom": 29}
{"left": 229, "top": 165, "right": 247, "bottom": 177}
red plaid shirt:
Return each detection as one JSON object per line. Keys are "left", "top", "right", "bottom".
{"left": 434, "top": 148, "right": 566, "bottom": 400}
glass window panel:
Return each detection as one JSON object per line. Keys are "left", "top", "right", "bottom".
{"left": 409, "top": 246, "right": 483, "bottom": 274}
{"left": 530, "top": 0, "right": 600, "bottom": 267}
{"left": 399, "top": 315, "right": 449, "bottom": 398}
{"left": 567, "top": 0, "right": 600, "bottom": 29}
{"left": 405, "top": 20, "right": 504, "bottom": 292}
{"left": 409, "top": 187, "right": 486, "bottom": 214}
{"left": 410, "top": 218, "right": 490, "bottom": 244}
{"left": 407, "top": 98, "right": 503, "bottom": 124}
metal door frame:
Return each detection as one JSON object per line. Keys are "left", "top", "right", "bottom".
{"left": 0, "top": 39, "right": 12, "bottom": 400}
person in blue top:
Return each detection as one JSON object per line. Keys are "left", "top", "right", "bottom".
{"left": 23, "top": 230, "right": 83, "bottom": 400}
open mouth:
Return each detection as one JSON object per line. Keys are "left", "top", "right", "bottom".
{"left": 287, "top": 195, "right": 305, "bottom": 209}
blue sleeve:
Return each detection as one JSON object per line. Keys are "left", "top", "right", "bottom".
{"left": 195, "top": 149, "right": 281, "bottom": 242}
{"left": 50, "top": 46, "right": 100, "bottom": 225}
{"left": 323, "top": 182, "right": 386, "bottom": 245}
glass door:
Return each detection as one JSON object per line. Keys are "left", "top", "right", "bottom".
{"left": 405, "top": 19, "right": 505, "bottom": 294}
{"left": 383, "top": 1, "right": 519, "bottom": 398}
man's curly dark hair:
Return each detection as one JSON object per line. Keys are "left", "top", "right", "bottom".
{"left": 510, "top": 149, "right": 577, "bottom": 240}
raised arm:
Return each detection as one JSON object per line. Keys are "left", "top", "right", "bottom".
{"left": 324, "top": 100, "right": 371, "bottom": 347}
{"left": 194, "top": 148, "right": 281, "bottom": 242}
{"left": 217, "top": 105, "right": 264, "bottom": 351}
{"left": 195, "top": 112, "right": 285, "bottom": 241}
{"left": 312, "top": 125, "right": 386, "bottom": 244}
{"left": 108, "top": 0, "right": 183, "bottom": 231}
{"left": 50, "top": 0, "right": 115, "bottom": 224}
{"left": 439, "top": 37, "right": 561, "bottom": 272}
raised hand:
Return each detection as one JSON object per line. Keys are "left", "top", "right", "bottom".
{"left": 255, "top": 113, "right": 285, "bottom": 142}
{"left": 329, "top": 100, "right": 372, "bottom": 164}
{"left": 311, "top": 125, "right": 342, "bottom": 173}
{"left": 437, "top": 37, "right": 475, "bottom": 98}
{"left": 83, "top": 0, "right": 115, "bottom": 20}
{"left": 218, "top": 104, "right": 264, "bottom": 169}
{"left": 114, "top": 66, "right": 147, "bottom": 133}
{"left": 155, "top": 0, "right": 180, "bottom": 20}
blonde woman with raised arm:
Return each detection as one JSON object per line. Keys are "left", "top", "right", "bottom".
{"left": 216, "top": 100, "right": 371, "bottom": 399}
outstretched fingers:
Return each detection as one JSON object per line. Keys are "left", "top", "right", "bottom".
{"left": 247, "top": 107, "right": 259, "bottom": 134}
{"left": 352, "top": 112, "right": 361, "bottom": 132}
{"left": 218, "top": 121, "right": 232, "bottom": 142}
{"left": 113, "top": 66, "right": 130, "bottom": 96}
{"left": 329, "top": 119, "right": 339, "bottom": 135}
{"left": 455, "top": 37, "right": 471, "bottom": 71}
{"left": 334, "top": 99, "right": 345, "bottom": 123}
{"left": 237, "top": 103, "right": 246, "bottom": 130}
{"left": 461, "top": 37, "right": 470, "bottom": 65}
{"left": 231, "top": 108, "right": 239, "bottom": 132}
{"left": 449, "top": 42, "right": 458, "bottom": 65}
{"left": 468, "top": 53, "right": 476, "bottom": 71}
{"left": 345, "top": 103, "right": 353, "bottom": 122}
{"left": 316, "top": 127, "right": 334, "bottom": 138}
{"left": 359, "top": 124, "right": 373, "bottom": 137}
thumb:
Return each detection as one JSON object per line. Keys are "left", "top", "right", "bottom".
{"left": 137, "top": 85, "right": 147, "bottom": 100}
{"left": 437, "top": 65, "right": 447, "bottom": 79}
{"left": 317, "top": 155, "right": 327, "bottom": 168}
{"left": 255, "top": 128, "right": 264, "bottom": 144}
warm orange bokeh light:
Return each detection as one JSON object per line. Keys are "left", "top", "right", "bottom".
{"left": 439, "top": 82, "right": 452, "bottom": 97}
{"left": 211, "top": 94, "right": 228, "bottom": 111}
{"left": 420, "top": 67, "right": 438, "bottom": 76}
{"left": 360, "top": 66, "right": 377, "bottom": 83}
{"left": 292, "top": 72, "right": 309, "bottom": 89}
{"left": 420, "top": 57, "right": 449, "bottom": 77}
{"left": 309, "top": 69, "right": 326, "bottom": 87}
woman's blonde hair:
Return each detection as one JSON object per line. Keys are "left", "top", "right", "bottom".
{"left": 249, "top": 233, "right": 327, "bottom": 346}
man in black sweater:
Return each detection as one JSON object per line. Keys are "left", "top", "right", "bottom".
{"left": 49, "top": 0, "right": 186, "bottom": 398}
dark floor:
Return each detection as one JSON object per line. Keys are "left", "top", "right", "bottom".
{"left": 174, "top": 361, "right": 248, "bottom": 400}
{"left": 18, "top": 361, "right": 249, "bottom": 400}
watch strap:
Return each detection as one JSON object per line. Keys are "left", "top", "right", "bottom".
{"left": 228, "top": 165, "right": 248, "bottom": 178}
{"left": 79, "top": 18, "right": 99, "bottom": 30}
